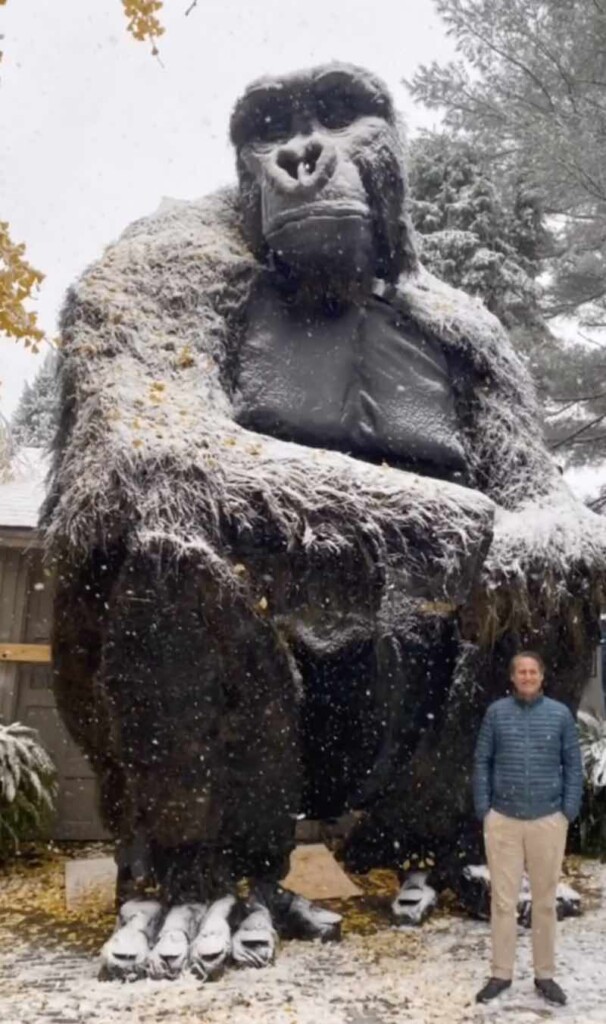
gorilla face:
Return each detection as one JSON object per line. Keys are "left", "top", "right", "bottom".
{"left": 231, "top": 65, "right": 416, "bottom": 289}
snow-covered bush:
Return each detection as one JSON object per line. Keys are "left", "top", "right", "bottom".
{"left": 577, "top": 711, "right": 606, "bottom": 856}
{"left": 578, "top": 711, "right": 606, "bottom": 790}
{"left": 0, "top": 722, "right": 57, "bottom": 860}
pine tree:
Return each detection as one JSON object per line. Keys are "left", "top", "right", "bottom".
{"left": 11, "top": 354, "right": 58, "bottom": 449}
{"left": 408, "top": 130, "right": 606, "bottom": 466}
{"left": 409, "top": 4, "right": 606, "bottom": 468}
{"left": 409, "top": 132, "right": 545, "bottom": 339}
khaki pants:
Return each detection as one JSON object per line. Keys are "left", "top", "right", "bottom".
{"left": 484, "top": 809, "right": 568, "bottom": 980}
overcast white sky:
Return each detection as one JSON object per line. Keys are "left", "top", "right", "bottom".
{"left": 0, "top": 0, "right": 453, "bottom": 419}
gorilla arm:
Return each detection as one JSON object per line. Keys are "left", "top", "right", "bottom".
{"left": 472, "top": 336, "right": 606, "bottom": 637}
{"left": 45, "top": 193, "right": 494, "bottom": 610}
{"left": 387, "top": 266, "right": 606, "bottom": 649}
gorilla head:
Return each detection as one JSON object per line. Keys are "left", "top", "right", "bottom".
{"left": 230, "top": 64, "right": 418, "bottom": 293}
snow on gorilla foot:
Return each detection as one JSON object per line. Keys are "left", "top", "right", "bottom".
{"left": 461, "top": 864, "right": 582, "bottom": 924}
{"left": 189, "top": 896, "right": 236, "bottom": 981}
{"left": 231, "top": 903, "right": 278, "bottom": 969}
{"left": 99, "top": 888, "right": 341, "bottom": 982}
{"left": 146, "top": 903, "right": 206, "bottom": 980}
{"left": 392, "top": 872, "right": 437, "bottom": 926}
{"left": 99, "top": 900, "right": 163, "bottom": 981}
{"left": 254, "top": 883, "right": 342, "bottom": 942}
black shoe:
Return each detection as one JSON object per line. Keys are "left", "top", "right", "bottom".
{"left": 475, "top": 978, "right": 512, "bottom": 1003}
{"left": 535, "top": 978, "right": 567, "bottom": 1005}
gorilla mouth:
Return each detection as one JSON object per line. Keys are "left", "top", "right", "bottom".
{"left": 267, "top": 200, "right": 371, "bottom": 234}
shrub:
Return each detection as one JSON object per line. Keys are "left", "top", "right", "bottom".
{"left": 577, "top": 711, "right": 606, "bottom": 856}
{"left": 0, "top": 722, "right": 57, "bottom": 860}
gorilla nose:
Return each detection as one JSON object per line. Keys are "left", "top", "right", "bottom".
{"left": 271, "top": 136, "right": 336, "bottom": 195}
{"left": 277, "top": 140, "right": 322, "bottom": 180}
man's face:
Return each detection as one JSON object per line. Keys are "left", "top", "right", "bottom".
{"left": 511, "top": 656, "right": 544, "bottom": 700}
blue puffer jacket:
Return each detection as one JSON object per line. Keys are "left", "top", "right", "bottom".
{"left": 473, "top": 694, "right": 584, "bottom": 822}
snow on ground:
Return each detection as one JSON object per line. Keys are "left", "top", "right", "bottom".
{"left": 0, "top": 856, "right": 605, "bottom": 1024}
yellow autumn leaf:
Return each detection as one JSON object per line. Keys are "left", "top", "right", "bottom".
{"left": 121, "top": 0, "right": 165, "bottom": 50}
{"left": 0, "top": 221, "right": 45, "bottom": 347}
{"left": 177, "top": 345, "right": 195, "bottom": 369}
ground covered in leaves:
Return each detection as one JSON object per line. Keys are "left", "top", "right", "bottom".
{"left": 0, "top": 845, "right": 604, "bottom": 1024}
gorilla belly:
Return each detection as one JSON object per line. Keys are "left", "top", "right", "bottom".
{"left": 234, "top": 288, "right": 467, "bottom": 478}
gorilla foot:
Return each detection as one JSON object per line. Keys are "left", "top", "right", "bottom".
{"left": 146, "top": 904, "right": 206, "bottom": 980}
{"left": 254, "top": 883, "right": 342, "bottom": 942}
{"left": 232, "top": 902, "right": 277, "bottom": 968}
{"left": 392, "top": 871, "right": 437, "bottom": 926}
{"left": 517, "top": 875, "right": 582, "bottom": 927}
{"left": 100, "top": 887, "right": 343, "bottom": 982}
{"left": 459, "top": 865, "right": 582, "bottom": 924}
{"left": 190, "top": 896, "right": 237, "bottom": 981}
{"left": 100, "top": 900, "right": 163, "bottom": 981}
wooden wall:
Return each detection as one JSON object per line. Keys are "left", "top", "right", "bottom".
{"left": 0, "top": 537, "right": 109, "bottom": 841}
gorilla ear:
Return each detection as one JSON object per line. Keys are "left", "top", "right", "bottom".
{"left": 374, "top": 209, "right": 419, "bottom": 283}
{"left": 370, "top": 145, "right": 419, "bottom": 282}
{"left": 388, "top": 116, "right": 419, "bottom": 280}
{"left": 396, "top": 207, "right": 420, "bottom": 280}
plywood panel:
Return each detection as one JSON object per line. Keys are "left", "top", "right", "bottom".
{"left": 56, "top": 777, "right": 110, "bottom": 842}
{"left": 23, "top": 551, "right": 54, "bottom": 643}
{"left": 0, "top": 549, "right": 29, "bottom": 642}
{"left": 0, "top": 549, "right": 29, "bottom": 718}
{"left": 15, "top": 663, "right": 110, "bottom": 841}
{"left": 0, "top": 664, "right": 19, "bottom": 721}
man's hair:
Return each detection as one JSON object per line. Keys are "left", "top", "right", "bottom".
{"left": 509, "top": 650, "right": 545, "bottom": 674}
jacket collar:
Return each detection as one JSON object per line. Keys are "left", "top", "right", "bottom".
{"left": 512, "top": 691, "right": 544, "bottom": 708}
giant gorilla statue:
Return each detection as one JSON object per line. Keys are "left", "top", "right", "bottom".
{"left": 46, "top": 65, "right": 606, "bottom": 979}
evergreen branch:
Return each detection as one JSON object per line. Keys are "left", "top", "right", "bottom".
{"left": 550, "top": 411, "right": 606, "bottom": 450}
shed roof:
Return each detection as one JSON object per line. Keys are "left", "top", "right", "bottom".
{"left": 0, "top": 448, "right": 47, "bottom": 530}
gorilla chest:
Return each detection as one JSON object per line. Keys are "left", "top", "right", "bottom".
{"left": 234, "top": 291, "right": 466, "bottom": 474}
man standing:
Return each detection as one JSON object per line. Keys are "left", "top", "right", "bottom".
{"left": 473, "top": 651, "right": 583, "bottom": 1006}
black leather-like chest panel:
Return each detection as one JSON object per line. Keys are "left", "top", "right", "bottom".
{"left": 234, "top": 288, "right": 467, "bottom": 477}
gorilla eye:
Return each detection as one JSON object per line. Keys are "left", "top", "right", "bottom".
{"left": 316, "top": 91, "right": 359, "bottom": 130}
{"left": 250, "top": 104, "right": 292, "bottom": 144}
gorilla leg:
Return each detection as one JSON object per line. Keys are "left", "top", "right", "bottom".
{"left": 341, "top": 612, "right": 463, "bottom": 872}
{"left": 79, "top": 547, "right": 307, "bottom": 977}
{"left": 97, "top": 550, "right": 301, "bottom": 891}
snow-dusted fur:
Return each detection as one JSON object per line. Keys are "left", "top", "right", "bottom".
{"left": 43, "top": 184, "right": 606, "bottom": 878}
{"left": 45, "top": 187, "right": 606, "bottom": 630}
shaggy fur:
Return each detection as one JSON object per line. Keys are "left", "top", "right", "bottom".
{"left": 45, "top": 189, "right": 605, "bottom": 610}
{"left": 44, "top": 183, "right": 606, "bottom": 886}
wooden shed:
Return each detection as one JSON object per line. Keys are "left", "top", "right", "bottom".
{"left": 0, "top": 449, "right": 108, "bottom": 840}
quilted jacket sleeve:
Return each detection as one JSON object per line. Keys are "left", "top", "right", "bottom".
{"left": 473, "top": 705, "right": 496, "bottom": 820}
{"left": 561, "top": 709, "right": 584, "bottom": 822}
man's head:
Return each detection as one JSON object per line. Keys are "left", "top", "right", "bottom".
{"left": 509, "top": 651, "right": 545, "bottom": 700}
